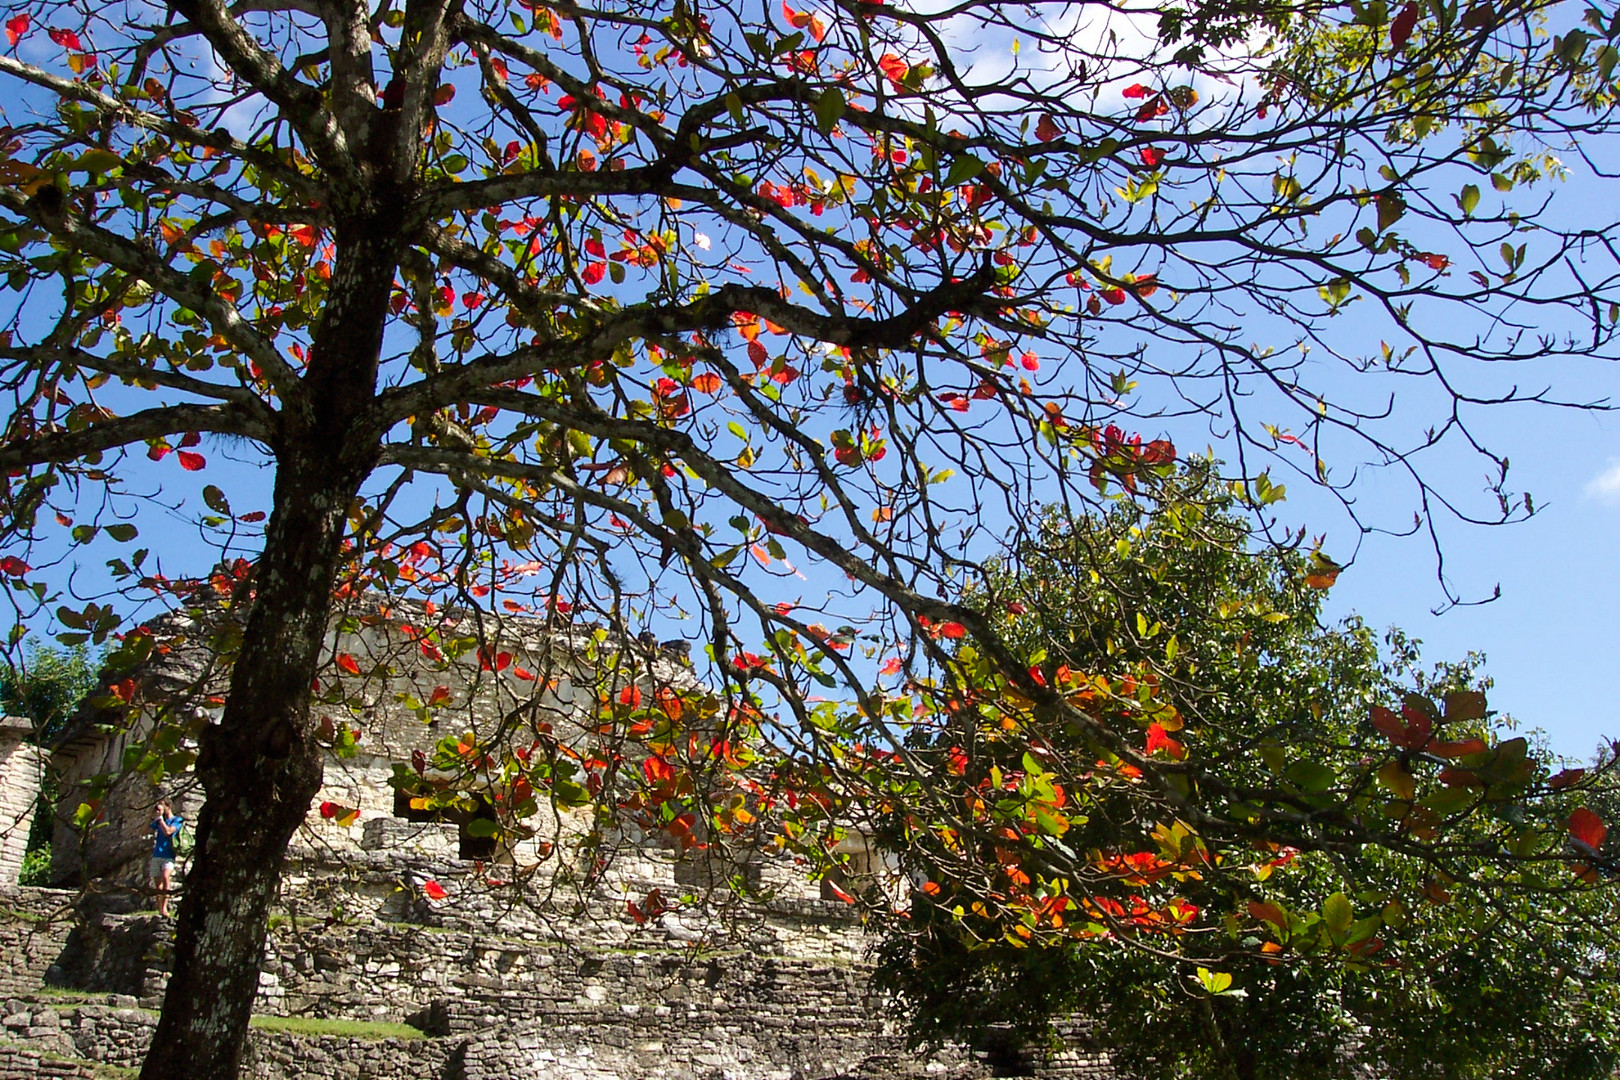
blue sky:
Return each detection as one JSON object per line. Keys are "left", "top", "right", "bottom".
{"left": 5, "top": 0, "right": 1617, "bottom": 767}
{"left": 1314, "top": 403, "right": 1620, "bottom": 762}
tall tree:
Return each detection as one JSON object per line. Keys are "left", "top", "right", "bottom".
{"left": 0, "top": 0, "right": 1615, "bottom": 1076}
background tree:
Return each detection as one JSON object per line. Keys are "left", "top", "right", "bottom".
{"left": 873, "top": 473, "right": 1620, "bottom": 1080}
{"left": 0, "top": 642, "right": 96, "bottom": 883}
{"left": 0, "top": 0, "right": 1615, "bottom": 1077}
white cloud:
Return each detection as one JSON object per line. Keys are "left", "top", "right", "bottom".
{"left": 1584, "top": 459, "right": 1620, "bottom": 504}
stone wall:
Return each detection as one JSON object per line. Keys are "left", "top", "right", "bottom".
{"left": 0, "top": 718, "right": 44, "bottom": 886}
{"left": 0, "top": 856, "right": 1120, "bottom": 1080}
{"left": 48, "top": 604, "right": 701, "bottom": 886}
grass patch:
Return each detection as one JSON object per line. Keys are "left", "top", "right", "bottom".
{"left": 31, "top": 987, "right": 100, "bottom": 1002}
{"left": 0, "top": 905, "right": 52, "bottom": 924}
{"left": 250, "top": 1015, "right": 425, "bottom": 1040}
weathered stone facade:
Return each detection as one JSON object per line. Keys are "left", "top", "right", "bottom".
{"left": 0, "top": 604, "right": 1117, "bottom": 1078}
{"left": 0, "top": 717, "right": 45, "bottom": 886}
{"left": 0, "top": 862, "right": 1115, "bottom": 1080}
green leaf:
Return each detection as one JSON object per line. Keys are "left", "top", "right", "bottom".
{"left": 1377, "top": 194, "right": 1405, "bottom": 232}
{"left": 104, "top": 524, "right": 138, "bottom": 542}
{"left": 76, "top": 149, "right": 123, "bottom": 175}
{"left": 813, "top": 87, "right": 846, "bottom": 135}
{"left": 1457, "top": 184, "right": 1480, "bottom": 215}
{"left": 1286, "top": 760, "right": 1336, "bottom": 793}
{"left": 1424, "top": 786, "right": 1475, "bottom": 815}
{"left": 943, "top": 154, "right": 985, "bottom": 188}
{"left": 1322, "top": 892, "right": 1353, "bottom": 936}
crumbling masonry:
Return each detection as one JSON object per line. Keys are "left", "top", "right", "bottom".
{"left": 0, "top": 604, "right": 1116, "bottom": 1079}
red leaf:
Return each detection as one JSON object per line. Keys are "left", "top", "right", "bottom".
{"left": 1398, "top": 702, "right": 1433, "bottom": 749}
{"left": 319, "top": 801, "right": 340, "bottom": 819}
{"left": 432, "top": 83, "right": 455, "bottom": 106}
{"left": 1429, "top": 738, "right": 1487, "bottom": 759}
{"left": 1371, "top": 703, "right": 1431, "bottom": 749}
{"left": 1569, "top": 807, "right": 1607, "bottom": 850}
{"left": 176, "top": 451, "right": 205, "bottom": 471}
{"left": 1146, "top": 722, "right": 1184, "bottom": 759}
{"left": 335, "top": 652, "right": 361, "bottom": 675}
{"left": 5, "top": 14, "right": 28, "bottom": 46}
{"left": 880, "top": 657, "right": 903, "bottom": 676}
{"left": 877, "top": 53, "right": 908, "bottom": 89}
{"left": 642, "top": 754, "right": 675, "bottom": 785}
{"left": 422, "top": 879, "right": 448, "bottom": 901}
{"left": 0, "top": 556, "right": 29, "bottom": 576}
{"left": 938, "top": 621, "right": 967, "bottom": 639}
{"left": 1370, "top": 705, "right": 1404, "bottom": 741}
{"left": 1549, "top": 768, "right": 1586, "bottom": 790}
{"left": 48, "top": 27, "right": 81, "bottom": 51}
{"left": 1121, "top": 83, "right": 1148, "bottom": 99}
{"left": 618, "top": 684, "right": 643, "bottom": 708}
{"left": 1035, "top": 114, "right": 1060, "bottom": 143}
{"left": 1139, "top": 146, "right": 1164, "bottom": 168}
{"left": 582, "top": 261, "right": 605, "bottom": 285}
{"left": 1390, "top": 2, "right": 1418, "bottom": 51}
{"left": 584, "top": 237, "right": 606, "bottom": 258}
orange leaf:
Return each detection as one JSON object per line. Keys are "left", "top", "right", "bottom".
{"left": 1430, "top": 738, "right": 1487, "bottom": 759}
{"left": 642, "top": 754, "right": 675, "bottom": 785}
{"left": 938, "top": 621, "right": 966, "bottom": 639}
{"left": 335, "top": 653, "right": 361, "bottom": 675}
{"left": 877, "top": 53, "right": 908, "bottom": 89}
{"left": 1248, "top": 900, "right": 1287, "bottom": 927}
{"left": 691, "top": 372, "right": 722, "bottom": 393}
{"left": 1569, "top": 807, "right": 1607, "bottom": 850}
{"left": 422, "top": 879, "right": 448, "bottom": 901}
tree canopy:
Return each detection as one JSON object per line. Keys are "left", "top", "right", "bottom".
{"left": 872, "top": 476, "right": 1620, "bottom": 1079}
{"left": 0, "top": 0, "right": 1616, "bottom": 1075}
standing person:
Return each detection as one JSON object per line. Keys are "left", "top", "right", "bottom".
{"left": 149, "top": 799, "right": 183, "bottom": 918}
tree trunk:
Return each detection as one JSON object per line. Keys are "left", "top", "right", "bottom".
{"left": 137, "top": 214, "right": 398, "bottom": 1080}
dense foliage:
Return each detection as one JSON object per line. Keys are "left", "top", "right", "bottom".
{"left": 873, "top": 477, "right": 1620, "bottom": 1079}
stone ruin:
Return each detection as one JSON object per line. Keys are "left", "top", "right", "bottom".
{"left": 0, "top": 602, "right": 1117, "bottom": 1079}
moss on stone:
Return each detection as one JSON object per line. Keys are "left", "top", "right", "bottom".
{"left": 248, "top": 1015, "right": 426, "bottom": 1040}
